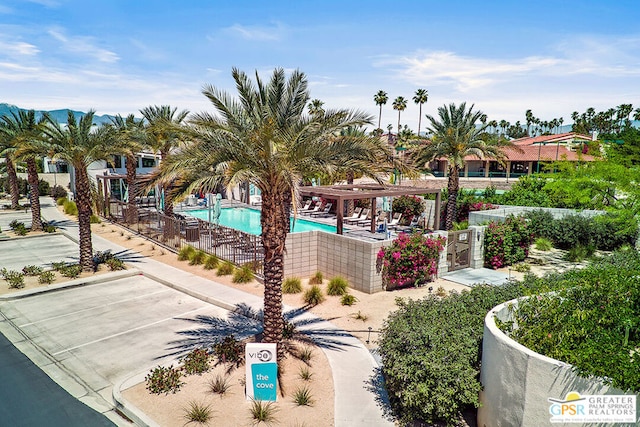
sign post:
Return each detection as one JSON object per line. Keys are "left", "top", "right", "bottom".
{"left": 245, "top": 343, "right": 277, "bottom": 401}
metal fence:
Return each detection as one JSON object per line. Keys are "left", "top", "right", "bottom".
{"left": 100, "top": 200, "right": 264, "bottom": 277}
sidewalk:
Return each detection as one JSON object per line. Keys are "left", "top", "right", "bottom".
{"left": 37, "top": 198, "right": 393, "bottom": 426}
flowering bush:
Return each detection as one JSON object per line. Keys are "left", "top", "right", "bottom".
{"left": 377, "top": 232, "right": 446, "bottom": 290}
{"left": 456, "top": 200, "right": 497, "bottom": 223}
{"left": 392, "top": 195, "right": 425, "bottom": 220}
{"left": 484, "top": 216, "right": 533, "bottom": 269}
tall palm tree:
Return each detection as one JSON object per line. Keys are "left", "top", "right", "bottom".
{"left": 0, "top": 120, "right": 21, "bottom": 209}
{"left": 413, "top": 89, "right": 428, "bottom": 136}
{"left": 308, "top": 99, "right": 325, "bottom": 118}
{"left": 44, "top": 111, "right": 113, "bottom": 271}
{"left": 525, "top": 109, "right": 534, "bottom": 136}
{"left": 140, "top": 105, "right": 190, "bottom": 217}
{"left": 2, "top": 110, "right": 47, "bottom": 230}
{"left": 159, "top": 68, "right": 392, "bottom": 356}
{"left": 392, "top": 96, "right": 407, "bottom": 135}
{"left": 411, "top": 102, "right": 512, "bottom": 230}
{"left": 110, "top": 114, "right": 146, "bottom": 223}
{"left": 374, "top": 90, "right": 388, "bottom": 131}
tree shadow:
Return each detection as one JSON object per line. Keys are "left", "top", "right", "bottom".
{"left": 364, "top": 364, "right": 395, "bottom": 423}
{"left": 161, "top": 303, "right": 357, "bottom": 360}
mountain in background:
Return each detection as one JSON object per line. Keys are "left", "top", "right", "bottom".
{"left": 0, "top": 103, "right": 115, "bottom": 125}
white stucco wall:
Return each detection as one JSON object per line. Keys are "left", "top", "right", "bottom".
{"left": 478, "top": 299, "right": 640, "bottom": 427}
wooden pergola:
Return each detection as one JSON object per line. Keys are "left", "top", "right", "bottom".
{"left": 298, "top": 183, "right": 442, "bottom": 234}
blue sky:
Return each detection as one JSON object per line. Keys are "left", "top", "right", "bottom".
{"left": 1, "top": 0, "right": 639, "bottom": 132}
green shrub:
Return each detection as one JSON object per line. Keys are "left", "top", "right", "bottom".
{"left": 89, "top": 214, "right": 101, "bottom": 224}
{"left": 22, "top": 265, "right": 43, "bottom": 276}
{"left": 591, "top": 211, "right": 639, "bottom": 251}
{"left": 63, "top": 200, "right": 78, "bottom": 216}
{"left": 51, "top": 261, "right": 67, "bottom": 272}
{"left": 298, "top": 365, "right": 313, "bottom": 381}
{"left": 208, "top": 374, "right": 232, "bottom": 395}
{"left": 105, "top": 257, "right": 126, "bottom": 271}
{"left": 292, "top": 386, "right": 314, "bottom": 407}
{"left": 38, "top": 271, "right": 56, "bottom": 284}
{"left": 216, "top": 261, "right": 235, "bottom": 276}
{"left": 303, "top": 285, "right": 324, "bottom": 306}
{"left": 56, "top": 196, "right": 66, "bottom": 206}
{"left": 50, "top": 185, "right": 68, "bottom": 200}
{"left": 283, "top": 277, "right": 302, "bottom": 294}
{"left": 308, "top": 271, "right": 323, "bottom": 285}
{"left": 9, "top": 220, "right": 28, "bottom": 236}
{"left": 551, "top": 214, "right": 593, "bottom": 250}
{"left": 181, "top": 348, "right": 211, "bottom": 375}
{"left": 249, "top": 400, "right": 278, "bottom": 424}
{"left": 4, "top": 270, "right": 25, "bottom": 289}
{"left": 341, "top": 294, "right": 358, "bottom": 306}
{"left": 182, "top": 401, "right": 213, "bottom": 424}
{"left": 513, "top": 262, "right": 531, "bottom": 273}
{"left": 378, "top": 271, "right": 570, "bottom": 425}
{"left": 484, "top": 216, "right": 533, "bottom": 269}
{"left": 564, "top": 244, "right": 596, "bottom": 262}
{"left": 43, "top": 223, "right": 57, "bottom": 233}
{"left": 60, "top": 264, "right": 82, "bottom": 278}
{"left": 501, "top": 250, "right": 640, "bottom": 393}
{"left": 177, "top": 245, "right": 195, "bottom": 261}
{"left": 523, "top": 209, "right": 555, "bottom": 239}
{"left": 188, "top": 249, "right": 207, "bottom": 265}
{"left": 392, "top": 195, "right": 425, "bottom": 219}
{"left": 203, "top": 255, "right": 219, "bottom": 270}
{"left": 326, "top": 276, "right": 348, "bottom": 296}
{"left": 145, "top": 365, "right": 183, "bottom": 394}
{"left": 212, "top": 335, "right": 244, "bottom": 367}
{"left": 534, "top": 237, "right": 553, "bottom": 251}
{"left": 232, "top": 265, "right": 254, "bottom": 283}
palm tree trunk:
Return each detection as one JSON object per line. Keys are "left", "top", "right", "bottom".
{"left": 26, "top": 157, "right": 43, "bottom": 231}
{"left": 6, "top": 155, "right": 20, "bottom": 209}
{"left": 417, "top": 104, "right": 423, "bottom": 136}
{"left": 346, "top": 171, "right": 354, "bottom": 216}
{"left": 74, "top": 166, "right": 94, "bottom": 271}
{"left": 260, "top": 186, "right": 287, "bottom": 361}
{"left": 126, "top": 154, "right": 137, "bottom": 224}
{"left": 378, "top": 105, "right": 382, "bottom": 130}
{"left": 445, "top": 164, "right": 460, "bottom": 230}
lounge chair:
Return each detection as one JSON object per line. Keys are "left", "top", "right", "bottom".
{"left": 301, "top": 202, "right": 323, "bottom": 216}
{"left": 357, "top": 211, "right": 375, "bottom": 227}
{"left": 297, "top": 200, "right": 313, "bottom": 213}
{"left": 386, "top": 213, "right": 403, "bottom": 229}
{"left": 343, "top": 207, "right": 363, "bottom": 223}
{"left": 311, "top": 202, "right": 332, "bottom": 217}
{"left": 345, "top": 208, "right": 368, "bottom": 225}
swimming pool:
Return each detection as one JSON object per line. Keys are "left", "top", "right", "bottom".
{"left": 185, "top": 207, "right": 338, "bottom": 235}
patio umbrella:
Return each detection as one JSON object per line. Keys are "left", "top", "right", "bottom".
{"left": 159, "top": 188, "right": 165, "bottom": 211}
{"left": 382, "top": 196, "right": 391, "bottom": 212}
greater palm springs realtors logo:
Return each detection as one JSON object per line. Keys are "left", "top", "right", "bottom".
{"left": 548, "top": 391, "right": 636, "bottom": 423}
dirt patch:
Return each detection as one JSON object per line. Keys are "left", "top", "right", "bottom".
{"left": 122, "top": 344, "right": 334, "bottom": 427}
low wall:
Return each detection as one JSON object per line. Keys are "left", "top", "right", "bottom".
{"left": 283, "top": 231, "right": 391, "bottom": 293}
{"left": 478, "top": 299, "right": 639, "bottom": 427}
{"left": 469, "top": 205, "right": 604, "bottom": 226}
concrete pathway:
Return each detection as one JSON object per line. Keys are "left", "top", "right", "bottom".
{"left": 443, "top": 267, "right": 511, "bottom": 286}
{"left": 0, "top": 198, "right": 393, "bottom": 426}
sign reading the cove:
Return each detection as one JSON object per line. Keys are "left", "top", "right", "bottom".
{"left": 245, "top": 343, "right": 277, "bottom": 401}
{"left": 548, "top": 391, "right": 636, "bottom": 423}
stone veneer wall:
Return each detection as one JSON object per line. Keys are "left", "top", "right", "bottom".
{"left": 478, "top": 298, "right": 639, "bottom": 427}
{"left": 469, "top": 205, "right": 604, "bottom": 226}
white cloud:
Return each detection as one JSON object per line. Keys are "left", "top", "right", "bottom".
{"left": 48, "top": 27, "right": 119, "bottom": 63}
{"left": 223, "top": 23, "right": 286, "bottom": 41}
{"left": 0, "top": 40, "right": 39, "bottom": 56}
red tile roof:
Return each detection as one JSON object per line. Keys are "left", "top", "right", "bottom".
{"left": 463, "top": 144, "right": 595, "bottom": 162}
{"left": 512, "top": 132, "right": 592, "bottom": 146}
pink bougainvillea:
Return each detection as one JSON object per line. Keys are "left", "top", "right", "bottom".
{"left": 376, "top": 232, "right": 446, "bottom": 290}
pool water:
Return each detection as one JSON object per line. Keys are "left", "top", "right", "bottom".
{"left": 185, "top": 207, "right": 338, "bottom": 235}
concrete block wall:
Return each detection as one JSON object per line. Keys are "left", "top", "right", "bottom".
{"left": 469, "top": 226, "right": 486, "bottom": 268}
{"left": 283, "top": 231, "right": 319, "bottom": 278}
{"left": 283, "top": 231, "right": 390, "bottom": 293}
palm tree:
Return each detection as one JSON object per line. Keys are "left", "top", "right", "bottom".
{"left": 44, "top": 111, "right": 113, "bottom": 271}
{"left": 0, "top": 120, "right": 21, "bottom": 209}
{"left": 413, "top": 89, "right": 428, "bottom": 136}
{"left": 411, "top": 102, "right": 512, "bottom": 230}
{"left": 140, "top": 105, "right": 190, "bottom": 217}
{"left": 110, "top": 114, "right": 146, "bottom": 223}
{"left": 308, "top": 99, "right": 325, "bottom": 118}
{"left": 392, "top": 96, "right": 407, "bottom": 135}
{"left": 525, "top": 109, "right": 534, "bottom": 136}
{"left": 374, "top": 90, "right": 388, "bottom": 131}
{"left": 2, "top": 110, "right": 47, "bottom": 230}
{"left": 159, "top": 68, "right": 392, "bottom": 356}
